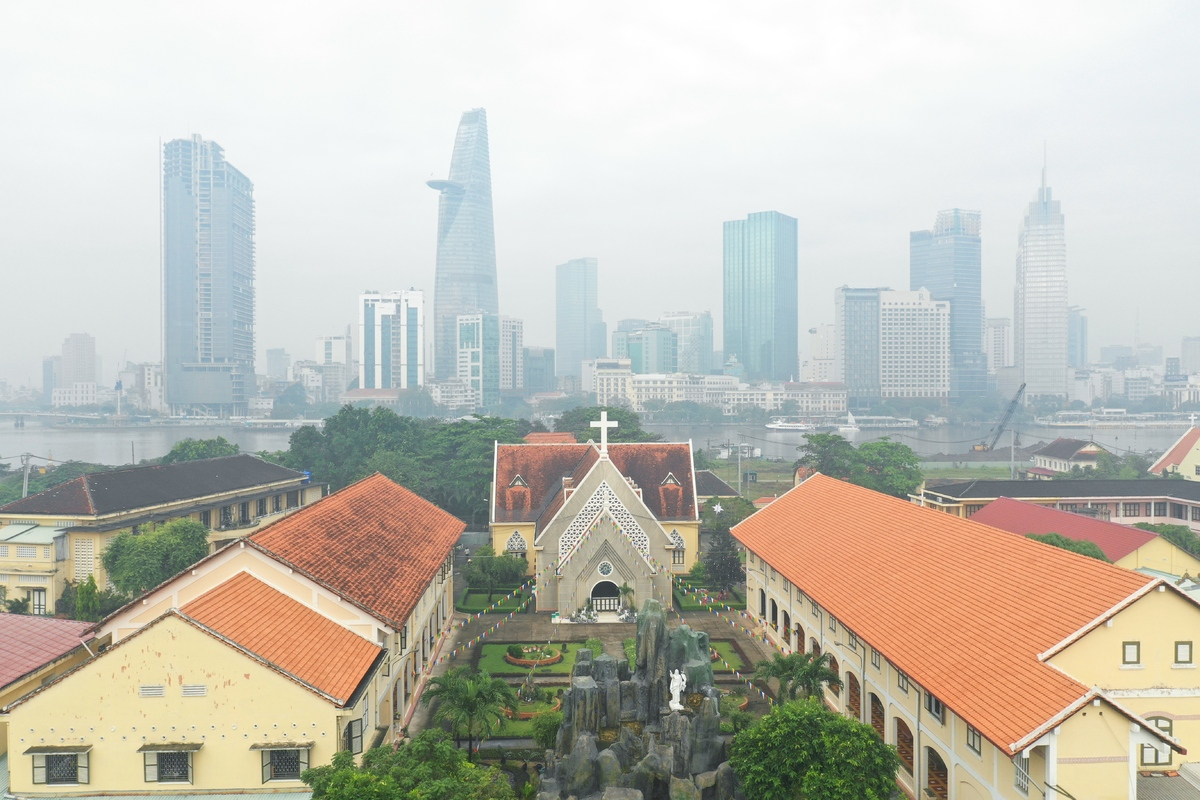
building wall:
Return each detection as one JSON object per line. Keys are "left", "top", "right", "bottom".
{"left": 1116, "top": 538, "right": 1200, "bottom": 576}
{"left": 0, "top": 644, "right": 92, "bottom": 758}
{"left": 879, "top": 289, "right": 951, "bottom": 401}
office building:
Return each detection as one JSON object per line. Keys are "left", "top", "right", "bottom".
{"left": 427, "top": 108, "right": 498, "bottom": 380}
{"left": 802, "top": 324, "right": 836, "bottom": 383}
{"left": 41, "top": 355, "right": 60, "bottom": 405}
{"left": 723, "top": 211, "right": 799, "bottom": 381}
{"left": 555, "top": 257, "right": 606, "bottom": 379}
{"left": 659, "top": 311, "right": 713, "bottom": 374}
{"left": 834, "top": 287, "right": 885, "bottom": 409}
{"left": 1184, "top": 337, "right": 1200, "bottom": 375}
{"left": 265, "top": 348, "right": 290, "bottom": 382}
{"left": 1068, "top": 307, "right": 1088, "bottom": 368}
{"left": 523, "top": 346, "right": 556, "bottom": 394}
{"left": 1014, "top": 168, "right": 1068, "bottom": 399}
{"left": 456, "top": 311, "right": 500, "bottom": 409}
{"left": 359, "top": 290, "right": 424, "bottom": 390}
{"left": 627, "top": 325, "right": 678, "bottom": 375}
{"left": 499, "top": 316, "right": 524, "bottom": 392}
{"left": 60, "top": 333, "right": 97, "bottom": 385}
{"left": 879, "top": 289, "right": 950, "bottom": 401}
{"left": 162, "top": 136, "right": 255, "bottom": 417}
{"left": 611, "top": 319, "right": 650, "bottom": 360}
{"left": 1136, "top": 342, "right": 1164, "bottom": 367}
{"left": 909, "top": 209, "right": 985, "bottom": 397}
{"left": 985, "top": 317, "right": 1012, "bottom": 375}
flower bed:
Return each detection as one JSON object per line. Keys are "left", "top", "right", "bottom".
{"left": 504, "top": 646, "right": 563, "bottom": 667}
{"left": 504, "top": 696, "right": 563, "bottom": 720}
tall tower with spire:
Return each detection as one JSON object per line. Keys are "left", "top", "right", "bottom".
{"left": 1014, "top": 153, "right": 1068, "bottom": 400}
{"left": 427, "top": 108, "right": 499, "bottom": 380}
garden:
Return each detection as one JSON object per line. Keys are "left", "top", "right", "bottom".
{"left": 455, "top": 587, "right": 527, "bottom": 614}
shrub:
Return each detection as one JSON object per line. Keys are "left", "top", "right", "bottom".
{"left": 507, "top": 644, "right": 525, "bottom": 660}
{"left": 532, "top": 711, "right": 563, "bottom": 750}
{"left": 585, "top": 637, "right": 604, "bottom": 658}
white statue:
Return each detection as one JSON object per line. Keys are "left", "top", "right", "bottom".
{"left": 669, "top": 668, "right": 688, "bottom": 711}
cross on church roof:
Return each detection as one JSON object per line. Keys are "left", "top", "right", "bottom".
{"left": 591, "top": 410, "right": 618, "bottom": 456}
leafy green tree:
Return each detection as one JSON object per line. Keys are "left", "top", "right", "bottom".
{"left": 794, "top": 434, "right": 922, "bottom": 498}
{"left": 729, "top": 699, "right": 900, "bottom": 800}
{"left": 161, "top": 436, "right": 240, "bottom": 464}
{"left": 1025, "top": 532, "right": 1110, "bottom": 562}
{"left": 76, "top": 574, "right": 101, "bottom": 621}
{"left": 302, "top": 729, "right": 515, "bottom": 800}
{"left": 703, "top": 526, "right": 744, "bottom": 593}
{"left": 531, "top": 711, "right": 563, "bottom": 750}
{"left": 1136, "top": 523, "right": 1200, "bottom": 559}
{"left": 753, "top": 652, "right": 841, "bottom": 702}
{"left": 794, "top": 434, "right": 858, "bottom": 480}
{"left": 699, "top": 496, "right": 756, "bottom": 532}
{"left": 5, "top": 596, "right": 31, "bottom": 614}
{"left": 420, "top": 667, "right": 517, "bottom": 761}
{"left": 271, "top": 383, "right": 310, "bottom": 419}
{"left": 102, "top": 518, "right": 210, "bottom": 596}
{"left": 1057, "top": 450, "right": 1157, "bottom": 480}
{"left": 553, "top": 406, "right": 661, "bottom": 443}
{"left": 465, "top": 545, "right": 527, "bottom": 601}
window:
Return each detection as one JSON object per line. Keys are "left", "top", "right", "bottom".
{"left": 1142, "top": 718, "right": 1173, "bottom": 766}
{"left": 256, "top": 498, "right": 268, "bottom": 517}
{"left": 829, "top": 615, "right": 837, "bottom": 633}
{"left": 273, "top": 494, "right": 282, "bottom": 513}
{"left": 33, "top": 751, "right": 89, "bottom": 785}
{"left": 924, "top": 692, "right": 945, "bottom": 723}
{"left": 1123, "top": 503, "right": 1141, "bottom": 517}
{"left": 1123, "top": 641, "right": 1141, "bottom": 665}
{"left": 345, "top": 718, "right": 363, "bottom": 754}
{"left": 16, "top": 545, "right": 37, "bottom": 559}
{"left": 1193, "top": 506, "right": 1200, "bottom": 522}
{"left": 400, "top": 625, "right": 408, "bottom": 652}
{"left": 220, "top": 506, "right": 233, "bottom": 527}
{"left": 239, "top": 502, "right": 251, "bottom": 524}
{"left": 810, "top": 599, "right": 819, "bottom": 616}
{"left": 261, "top": 748, "right": 308, "bottom": 782}
{"left": 896, "top": 670, "right": 910, "bottom": 693}
{"left": 966, "top": 726, "right": 982, "bottom": 755}
{"left": 672, "top": 549, "right": 685, "bottom": 565}
{"left": 871, "top": 648, "right": 881, "bottom": 669}
{"left": 1172, "top": 503, "right": 1188, "bottom": 520}
{"left": 26, "top": 588, "right": 46, "bottom": 614}
{"left": 1013, "top": 753, "right": 1030, "bottom": 793}
{"left": 381, "top": 649, "right": 390, "bottom": 677}
{"left": 1176, "top": 641, "right": 1193, "bottom": 665}
{"left": 287, "top": 491, "right": 300, "bottom": 509}
{"left": 144, "top": 751, "right": 193, "bottom": 783}
{"left": 847, "top": 632, "right": 858, "bottom": 651}
{"left": 1154, "top": 502, "right": 1167, "bottom": 517}
{"left": 199, "top": 510, "right": 211, "bottom": 529}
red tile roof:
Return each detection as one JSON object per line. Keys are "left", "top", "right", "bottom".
{"left": 1151, "top": 427, "right": 1200, "bottom": 475}
{"left": 181, "top": 572, "right": 381, "bottom": 705}
{"left": 250, "top": 473, "right": 463, "bottom": 629}
{"left": 732, "top": 474, "right": 1153, "bottom": 754}
{"left": 971, "top": 497, "right": 1159, "bottom": 562}
{"left": 524, "top": 432, "right": 577, "bottom": 444}
{"left": 0, "top": 615, "right": 94, "bottom": 690}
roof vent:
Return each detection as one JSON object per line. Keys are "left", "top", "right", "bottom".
{"left": 509, "top": 474, "right": 528, "bottom": 488}
{"left": 661, "top": 473, "right": 681, "bottom": 486}
{"left": 182, "top": 684, "right": 207, "bottom": 697}
{"left": 139, "top": 685, "right": 165, "bottom": 698}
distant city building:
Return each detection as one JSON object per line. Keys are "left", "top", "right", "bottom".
{"left": 1166, "top": 358, "right": 1183, "bottom": 379}
{"left": 428, "top": 108, "right": 498, "bottom": 380}
{"left": 986, "top": 318, "right": 1013, "bottom": 375}
{"left": 1014, "top": 168, "right": 1068, "bottom": 400}
{"left": 163, "top": 136, "right": 255, "bottom": 417}
{"left": 611, "top": 319, "right": 649, "bottom": 360}
{"left": 659, "top": 311, "right": 713, "bottom": 374}
{"left": 802, "top": 324, "right": 836, "bottom": 383}
{"left": 723, "top": 211, "right": 799, "bottom": 381}
{"left": 60, "top": 333, "right": 97, "bottom": 386}
{"left": 1183, "top": 337, "right": 1200, "bottom": 375}
{"left": 41, "top": 355, "right": 61, "bottom": 405}
{"left": 265, "top": 348, "right": 291, "bottom": 382}
{"left": 555, "top": 257, "right": 606, "bottom": 379}
{"left": 1100, "top": 345, "right": 1137, "bottom": 370}
{"left": 117, "top": 362, "right": 164, "bottom": 412}
{"left": 1135, "top": 342, "right": 1163, "bottom": 367}
{"left": 457, "top": 311, "right": 500, "bottom": 409}
{"left": 834, "top": 287, "right": 885, "bottom": 409}
{"left": 879, "top": 289, "right": 950, "bottom": 401}
{"left": 627, "top": 325, "right": 678, "bottom": 375}
{"left": 315, "top": 334, "right": 351, "bottom": 366}
{"left": 427, "top": 379, "right": 474, "bottom": 412}
{"left": 499, "top": 316, "right": 524, "bottom": 392}
{"left": 523, "top": 346, "right": 556, "bottom": 394}
{"left": 359, "top": 290, "right": 424, "bottom": 390}
{"left": 51, "top": 382, "right": 98, "bottom": 408}
{"left": 1067, "top": 307, "right": 1088, "bottom": 368}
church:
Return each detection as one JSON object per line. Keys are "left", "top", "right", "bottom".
{"left": 490, "top": 414, "right": 700, "bottom": 617}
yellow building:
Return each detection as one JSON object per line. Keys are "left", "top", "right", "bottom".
{"left": 490, "top": 423, "right": 700, "bottom": 616}
{"left": 735, "top": 474, "right": 1194, "bottom": 800}
{"left": 1152, "top": 427, "right": 1200, "bottom": 481}
{"left": 0, "top": 455, "right": 324, "bottom": 613}
{"left": 0, "top": 524, "right": 59, "bottom": 615}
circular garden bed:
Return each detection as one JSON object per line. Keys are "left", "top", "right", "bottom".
{"left": 504, "top": 645, "right": 564, "bottom": 667}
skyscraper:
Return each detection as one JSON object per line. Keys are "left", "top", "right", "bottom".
{"left": 627, "top": 326, "right": 678, "bottom": 374}
{"left": 499, "top": 316, "right": 524, "bottom": 392}
{"left": 1014, "top": 168, "right": 1068, "bottom": 400}
{"left": 1182, "top": 337, "right": 1200, "bottom": 376}
{"left": 985, "top": 318, "right": 1012, "bottom": 375}
{"left": 456, "top": 311, "right": 500, "bottom": 409}
{"left": 60, "top": 333, "right": 97, "bottom": 386}
{"left": 803, "top": 324, "right": 837, "bottom": 383}
{"left": 659, "top": 311, "right": 713, "bottom": 374}
{"left": 834, "top": 287, "right": 886, "bottom": 409}
{"left": 523, "top": 347, "right": 556, "bottom": 394}
{"left": 723, "top": 211, "right": 799, "bottom": 381}
{"left": 878, "top": 290, "right": 951, "bottom": 401}
{"left": 555, "top": 258, "right": 606, "bottom": 380}
{"left": 909, "top": 209, "right": 985, "bottom": 398}
{"left": 428, "top": 108, "right": 498, "bottom": 380}
{"left": 359, "top": 291, "right": 424, "bottom": 390}
{"left": 1067, "top": 307, "right": 1088, "bottom": 368}
{"left": 162, "top": 136, "right": 255, "bottom": 416}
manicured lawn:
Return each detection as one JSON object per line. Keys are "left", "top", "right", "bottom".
{"left": 674, "top": 584, "right": 746, "bottom": 611}
{"left": 476, "top": 642, "right": 595, "bottom": 675}
{"left": 456, "top": 589, "right": 527, "bottom": 614}
{"left": 710, "top": 640, "right": 745, "bottom": 672}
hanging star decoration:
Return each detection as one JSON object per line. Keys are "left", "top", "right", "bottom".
{"left": 713, "top": 502, "right": 723, "bottom": 515}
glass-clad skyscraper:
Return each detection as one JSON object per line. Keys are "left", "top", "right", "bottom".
{"left": 428, "top": 109, "right": 499, "bottom": 380}
{"left": 555, "top": 258, "right": 606, "bottom": 379}
{"left": 834, "top": 287, "right": 885, "bottom": 410}
{"left": 162, "top": 136, "right": 255, "bottom": 417}
{"left": 910, "top": 209, "right": 986, "bottom": 398}
{"left": 723, "top": 211, "right": 799, "bottom": 381}
{"left": 1014, "top": 171, "right": 1068, "bottom": 399}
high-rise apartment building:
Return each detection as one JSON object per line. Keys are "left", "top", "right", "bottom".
{"left": 1182, "top": 337, "right": 1200, "bottom": 376}
{"left": 1067, "top": 307, "right": 1088, "bottom": 368}
{"left": 835, "top": 287, "right": 885, "bottom": 409}
{"left": 555, "top": 258, "right": 606, "bottom": 379}
{"left": 499, "top": 316, "right": 524, "bottom": 392}
{"left": 265, "top": 348, "right": 291, "bottom": 382}
{"left": 315, "top": 334, "right": 352, "bottom": 366}
{"left": 723, "top": 211, "right": 799, "bottom": 381}
{"left": 523, "top": 347, "right": 556, "bottom": 394}
{"left": 910, "top": 210, "right": 985, "bottom": 398}
{"left": 985, "top": 318, "right": 1013, "bottom": 375}
{"left": 60, "top": 333, "right": 97, "bottom": 386}
{"left": 359, "top": 290, "right": 424, "bottom": 390}
{"left": 42, "top": 356, "right": 61, "bottom": 405}
{"left": 162, "top": 136, "right": 255, "bottom": 416}
{"left": 428, "top": 109, "right": 498, "bottom": 380}
{"left": 457, "top": 312, "right": 500, "bottom": 409}
{"left": 1014, "top": 169, "right": 1068, "bottom": 399}
{"left": 627, "top": 326, "right": 678, "bottom": 375}
{"left": 659, "top": 311, "right": 713, "bottom": 374}
{"left": 802, "top": 324, "right": 837, "bottom": 383}
{"left": 879, "top": 290, "right": 950, "bottom": 401}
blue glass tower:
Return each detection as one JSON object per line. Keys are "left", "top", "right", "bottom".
{"left": 723, "top": 211, "right": 799, "bottom": 382}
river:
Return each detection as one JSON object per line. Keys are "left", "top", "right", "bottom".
{"left": 0, "top": 424, "right": 299, "bottom": 468}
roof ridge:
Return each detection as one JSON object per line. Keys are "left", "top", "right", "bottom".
{"left": 79, "top": 474, "right": 97, "bottom": 515}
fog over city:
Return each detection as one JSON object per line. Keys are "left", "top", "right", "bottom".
{"left": 2, "top": 1, "right": 1198, "bottom": 385}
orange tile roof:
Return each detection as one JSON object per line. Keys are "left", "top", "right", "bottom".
{"left": 524, "top": 432, "right": 577, "bottom": 444}
{"left": 250, "top": 473, "right": 464, "bottom": 629}
{"left": 181, "top": 571, "right": 381, "bottom": 705}
{"left": 732, "top": 473, "right": 1153, "bottom": 754}
{"left": 1151, "top": 427, "right": 1200, "bottom": 474}
{"left": 971, "top": 497, "right": 1159, "bottom": 562}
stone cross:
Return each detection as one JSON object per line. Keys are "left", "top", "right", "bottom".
{"left": 591, "top": 410, "right": 618, "bottom": 456}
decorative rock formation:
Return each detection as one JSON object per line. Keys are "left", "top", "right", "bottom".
{"left": 539, "top": 599, "right": 742, "bottom": 800}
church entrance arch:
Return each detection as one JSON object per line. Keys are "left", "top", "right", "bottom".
{"left": 591, "top": 580, "right": 621, "bottom": 612}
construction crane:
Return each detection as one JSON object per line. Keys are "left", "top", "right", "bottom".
{"left": 973, "top": 383, "right": 1026, "bottom": 452}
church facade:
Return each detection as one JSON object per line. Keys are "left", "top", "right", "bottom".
{"left": 490, "top": 430, "right": 700, "bottom": 616}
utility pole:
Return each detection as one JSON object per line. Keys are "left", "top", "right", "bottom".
{"left": 737, "top": 439, "right": 743, "bottom": 497}
{"left": 1010, "top": 428, "right": 1016, "bottom": 480}
{"left": 21, "top": 453, "right": 32, "bottom": 498}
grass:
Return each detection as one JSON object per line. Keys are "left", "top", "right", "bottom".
{"left": 674, "top": 585, "right": 746, "bottom": 612}
{"left": 476, "top": 642, "right": 594, "bottom": 675}
{"left": 623, "top": 638, "right": 637, "bottom": 663}
{"left": 710, "top": 640, "right": 745, "bottom": 672}
{"left": 456, "top": 589, "right": 527, "bottom": 614}
{"left": 707, "top": 459, "right": 796, "bottom": 501}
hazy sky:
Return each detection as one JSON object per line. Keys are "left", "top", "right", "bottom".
{"left": 2, "top": 2, "right": 1198, "bottom": 386}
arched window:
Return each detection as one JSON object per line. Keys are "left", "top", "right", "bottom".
{"left": 782, "top": 611, "right": 791, "bottom": 645}
{"left": 827, "top": 656, "right": 840, "bottom": 698}
{"left": 926, "top": 748, "right": 948, "bottom": 800}
{"left": 869, "top": 693, "right": 885, "bottom": 739}
{"left": 1143, "top": 718, "right": 1174, "bottom": 766}
{"left": 505, "top": 531, "right": 527, "bottom": 559}
{"left": 810, "top": 638, "right": 821, "bottom": 657}
{"left": 895, "top": 719, "right": 914, "bottom": 774}
{"left": 846, "top": 672, "right": 861, "bottom": 719}
{"left": 769, "top": 599, "right": 778, "bottom": 628}
{"left": 759, "top": 589, "right": 767, "bottom": 618}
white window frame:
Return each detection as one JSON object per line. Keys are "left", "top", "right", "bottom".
{"left": 33, "top": 751, "right": 89, "bottom": 785}
{"left": 966, "top": 726, "right": 982, "bottom": 755}
{"left": 924, "top": 692, "right": 945, "bottom": 724}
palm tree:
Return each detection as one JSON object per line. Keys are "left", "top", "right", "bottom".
{"left": 753, "top": 652, "right": 806, "bottom": 701}
{"left": 618, "top": 582, "right": 635, "bottom": 609}
{"left": 421, "top": 667, "right": 517, "bottom": 761}
{"left": 753, "top": 651, "right": 842, "bottom": 701}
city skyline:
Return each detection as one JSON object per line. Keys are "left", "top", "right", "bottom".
{"left": 723, "top": 211, "right": 799, "bottom": 382}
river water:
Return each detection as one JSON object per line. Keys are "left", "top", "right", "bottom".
{"left": 0, "top": 419, "right": 1189, "bottom": 469}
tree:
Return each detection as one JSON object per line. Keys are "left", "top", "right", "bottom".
{"left": 699, "top": 496, "right": 756, "bottom": 532}
{"left": 102, "top": 518, "right": 210, "bottom": 596}
{"left": 794, "top": 434, "right": 922, "bottom": 499}
{"left": 302, "top": 729, "right": 515, "bottom": 800}
{"left": 161, "top": 437, "right": 240, "bottom": 464}
{"left": 421, "top": 667, "right": 517, "bottom": 761}
{"left": 76, "top": 574, "right": 100, "bottom": 621}
{"left": 703, "top": 527, "right": 744, "bottom": 593}
{"left": 794, "top": 434, "right": 858, "bottom": 481}
{"left": 531, "top": 711, "right": 563, "bottom": 750}
{"left": 729, "top": 699, "right": 900, "bottom": 800}
{"left": 272, "top": 383, "right": 310, "bottom": 419}
{"left": 1025, "top": 532, "right": 1110, "bottom": 562}
{"left": 4, "top": 596, "right": 31, "bottom": 614}
{"left": 553, "top": 406, "right": 661, "bottom": 444}
{"left": 1136, "top": 523, "right": 1200, "bottom": 559}
{"left": 753, "top": 652, "right": 841, "bottom": 702}
{"left": 465, "top": 545, "right": 527, "bottom": 602}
